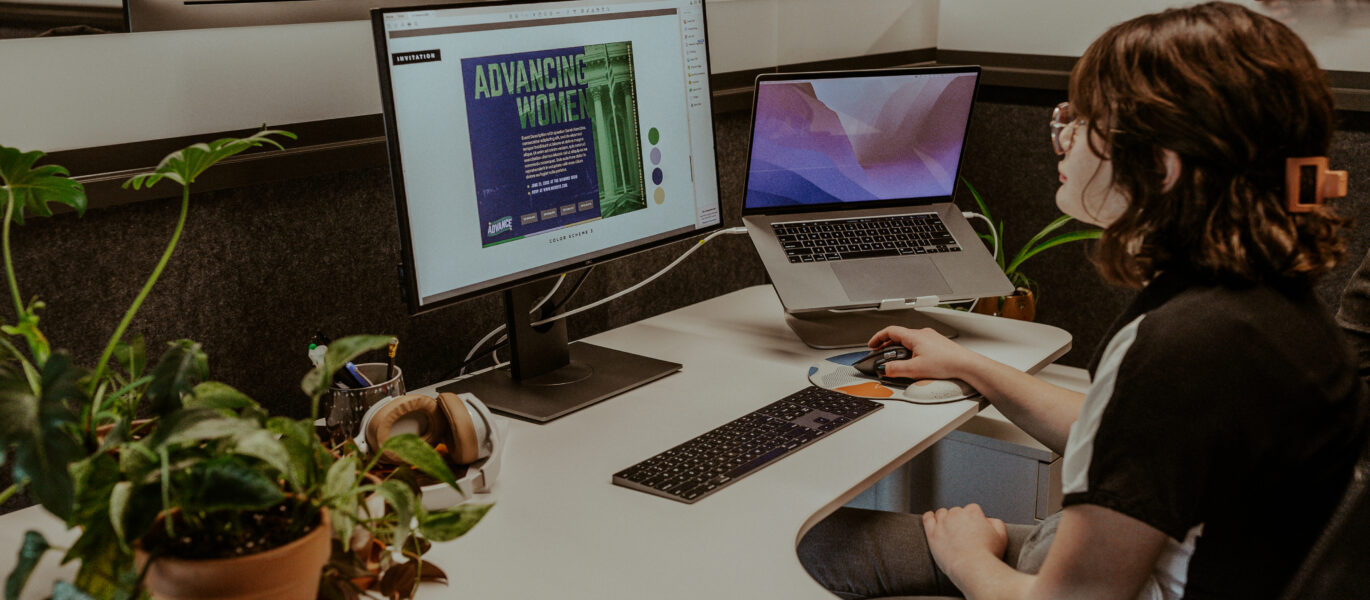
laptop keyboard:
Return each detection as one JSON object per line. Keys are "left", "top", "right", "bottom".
{"left": 612, "top": 386, "right": 883, "bottom": 504}
{"left": 772, "top": 213, "right": 960, "bottom": 263}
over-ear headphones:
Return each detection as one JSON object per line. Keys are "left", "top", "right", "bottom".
{"left": 355, "top": 391, "right": 503, "bottom": 507}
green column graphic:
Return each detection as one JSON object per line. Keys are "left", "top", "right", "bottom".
{"left": 582, "top": 42, "right": 646, "bottom": 218}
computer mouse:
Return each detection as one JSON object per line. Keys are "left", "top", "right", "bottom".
{"left": 852, "top": 344, "right": 913, "bottom": 378}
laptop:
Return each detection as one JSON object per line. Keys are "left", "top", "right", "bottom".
{"left": 742, "top": 66, "right": 1013, "bottom": 324}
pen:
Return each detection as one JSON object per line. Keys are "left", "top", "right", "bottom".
{"left": 344, "top": 362, "right": 372, "bottom": 388}
{"left": 386, "top": 337, "right": 399, "bottom": 381}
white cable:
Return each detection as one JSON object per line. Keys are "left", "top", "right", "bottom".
{"left": 530, "top": 226, "right": 748, "bottom": 327}
{"left": 456, "top": 360, "right": 510, "bottom": 381}
{"left": 959, "top": 211, "right": 1001, "bottom": 313}
{"left": 460, "top": 274, "right": 566, "bottom": 375}
{"left": 963, "top": 211, "right": 998, "bottom": 262}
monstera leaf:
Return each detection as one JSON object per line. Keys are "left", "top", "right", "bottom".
{"left": 0, "top": 146, "right": 86, "bottom": 225}
{"left": 123, "top": 129, "right": 296, "bottom": 190}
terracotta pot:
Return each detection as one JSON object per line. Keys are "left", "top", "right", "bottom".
{"left": 94, "top": 418, "right": 154, "bottom": 445}
{"left": 136, "top": 509, "right": 331, "bottom": 600}
{"left": 971, "top": 287, "right": 1037, "bottom": 321}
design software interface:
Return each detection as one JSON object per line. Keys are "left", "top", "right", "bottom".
{"left": 378, "top": 0, "right": 720, "bottom": 307}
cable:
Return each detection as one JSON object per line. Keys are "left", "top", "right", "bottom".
{"left": 963, "top": 211, "right": 998, "bottom": 261}
{"left": 454, "top": 265, "right": 598, "bottom": 377}
{"left": 549, "top": 266, "right": 596, "bottom": 312}
{"left": 530, "top": 226, "right": 748, "bottom": 327}
{"left": 450, "top": 227, "right": 743, "bottom": 378}
{"left": 958, "top": 211, "right": 1001, "bottom": 314}
{"left": 451, "top": 274, "right": 566, "bottom": 379}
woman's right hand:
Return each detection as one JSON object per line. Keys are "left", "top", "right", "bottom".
{"left": 866, "top": 326, "right": 988, "bottom": 381}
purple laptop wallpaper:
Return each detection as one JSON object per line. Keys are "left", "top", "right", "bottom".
{"left": 744, "top": 72, "right": 977, "bottom": 209}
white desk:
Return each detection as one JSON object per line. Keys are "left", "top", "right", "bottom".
{"left": 0, "top": 285, "right": 1072, "bottom": 600}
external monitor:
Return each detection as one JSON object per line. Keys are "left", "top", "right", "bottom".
{"left": 371, "top": 0, "right": 721, "bottom": 422}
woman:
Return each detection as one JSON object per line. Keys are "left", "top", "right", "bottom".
{"left": 798, "top": 3, "right": 1366, "bottom": 599}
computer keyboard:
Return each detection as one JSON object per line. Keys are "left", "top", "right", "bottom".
{"left": 612, "top": 386, "right": 883, "bottom": 503}
{"left": 772, "top": 212, "right": 961, "bottom": 263}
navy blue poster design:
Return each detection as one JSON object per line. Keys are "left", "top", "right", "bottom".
{"left": 463, "top": 47, "right": 599, "bottom": 247}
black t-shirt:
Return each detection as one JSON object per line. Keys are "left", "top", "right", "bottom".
{"left": 1063, "top": 269, "right": 1367, "bottom": 599}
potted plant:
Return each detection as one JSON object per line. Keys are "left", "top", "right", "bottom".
{"left": 960, "top": 178, "right": 1102, "bottom": 321}
{"left": 0, "top": 132, "right": 489, "bottom": 600}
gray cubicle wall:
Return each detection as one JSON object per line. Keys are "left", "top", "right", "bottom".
{"left": 5, "top": 89, "right": 1370, "bottom": 515}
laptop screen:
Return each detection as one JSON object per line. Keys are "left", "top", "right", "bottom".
{"left": 742, "top": 68, "right": 979, "bottom": 212}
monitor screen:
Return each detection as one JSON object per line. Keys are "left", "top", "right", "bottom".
{"left": 373, "top": 0, "right": 721, "bottom": 312}
{"left": 742, "top": 69, "right": 978, "bottom": 211}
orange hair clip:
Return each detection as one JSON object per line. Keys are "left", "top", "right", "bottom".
{"left": 1286, "top": 157, "right": 1348, "bottom": 213}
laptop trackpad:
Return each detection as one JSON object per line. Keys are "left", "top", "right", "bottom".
{"left": 831, "top": 257, "right": 953, "bottom": 302}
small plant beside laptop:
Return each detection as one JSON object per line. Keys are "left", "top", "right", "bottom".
{"left": 960, "top": 178, "right": 1102, "bottom": 320}
{"left": 0, "top": 132, "right": 487, "bottom": 600}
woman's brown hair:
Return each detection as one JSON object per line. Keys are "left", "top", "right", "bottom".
{"left": 1070, "top": 1, "right": 1345, "bottom": 288}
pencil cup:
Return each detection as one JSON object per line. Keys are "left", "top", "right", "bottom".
{"left": 323, "top": 363, "right": 404, "bottom": 445}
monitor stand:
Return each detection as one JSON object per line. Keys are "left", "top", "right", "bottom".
{"left": 784, "top": 307, "right": 959, "bottom": 349}
{"left": 438, "top": 277, "right": 681, "bottom": 423}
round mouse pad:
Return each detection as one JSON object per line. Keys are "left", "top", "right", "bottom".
{"left": 807, "top": 351, "right": 980, "bottom": 404}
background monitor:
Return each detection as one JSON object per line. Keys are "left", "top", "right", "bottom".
{"left": 371, "top": 0, "right": 720, "bottom": 422}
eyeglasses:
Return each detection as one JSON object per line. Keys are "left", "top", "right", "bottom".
{"left": 1050, "top": 102, "right": 1083, "bottom": 155}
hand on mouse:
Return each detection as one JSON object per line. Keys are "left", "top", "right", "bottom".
{"left": 867, "top": 326, "right": 987, "bottom": 381}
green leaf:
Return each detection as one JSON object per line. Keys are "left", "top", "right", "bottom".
{"left": 185, "top": 381, "right": 261, "bottom": 417}
{"left": 301, "top": 335, "right": 392, "bottom": 401}
{"left": 112, "top": 335, "right": 147, "bottom": 381}
{"left": 147, "top": 407, "right": 257, "bottom": 449}
{"left": 0, "top": 146, "right": 86, "bottom": 224}
{"left": 323, "top": 455, "right": 360, "bottom": 503}
{"left": 51, "top": 581, "right": 98, "bottom": 600}
{"left": 1004, "top": 229, "right": 1103, "bottom": 275}
{"left": 187, "top": 381, "right": 256, "bottom": 410}
{"left": 108, "top": 481, "right": 132, "bottom": 545}
{"left": 144, "top": 340, "right": 208, "bottom": 417}
{"left": 68, "top": 453, "right": 121, "bottom": 552}
{"left": 323, "top": 455, "right": 360, "bottom": 541}
{"left": 267, "top": 417, "right": 318, "bottom": 490}
{"left": 374, "top": 479, "right": 416, "bottom": 555}
{"left": 118, "top": 441, "right": 158, "bottom": 485}
{"left": 419, "top": 503, "right": 491, "bottom": 542}
{"left": 231, "top": 429, "right": 296, "bottom": 490}
{"left": 995, "top": 219, "right": 1007, "bottom": 270}
{"left": 0, "top": 300, "right": 50, "bottom": 367}
{"left": 0, "top": 362, "right": 34, "bottom": 445}
{"left": 1022, "top": 215, "right": 1075, "bottom": 253}
{"left": 5, "top": 530, "right": 51, "bottom": 600}
{"left": 80, "top": 481, "right": 157, "bottom": 567}
{"left": 960, "top": 177, "right": 993, "bottom": 225}
{"left": 1, "top": 353, "right": 86, "bottom": 520}
{"left": 378, "top": 434, "right": 458, "bottom": 490}
{"left": 68, "top": 521, "right": 139, "bottom": 600}
{"left": 177, "top": 456, "right": 285, "bottom": 513}
{"left": 122, "top": 130, "right": 296, "bottom": 190}
{"left": 1006, "top": 215, "right": 1076, "bottom": 276}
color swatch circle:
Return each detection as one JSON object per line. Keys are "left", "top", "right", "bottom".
{"left": 652, "top": 168, "right": 664, "bottom": 185}
{"left": 650, "top": 147, "right": 661, "bottom": 165}
{"left": 654, "top": 187, "right": 666, "bottom": 204}
{"left": 648, "top": 127, "right": 660, "bottom": 145}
